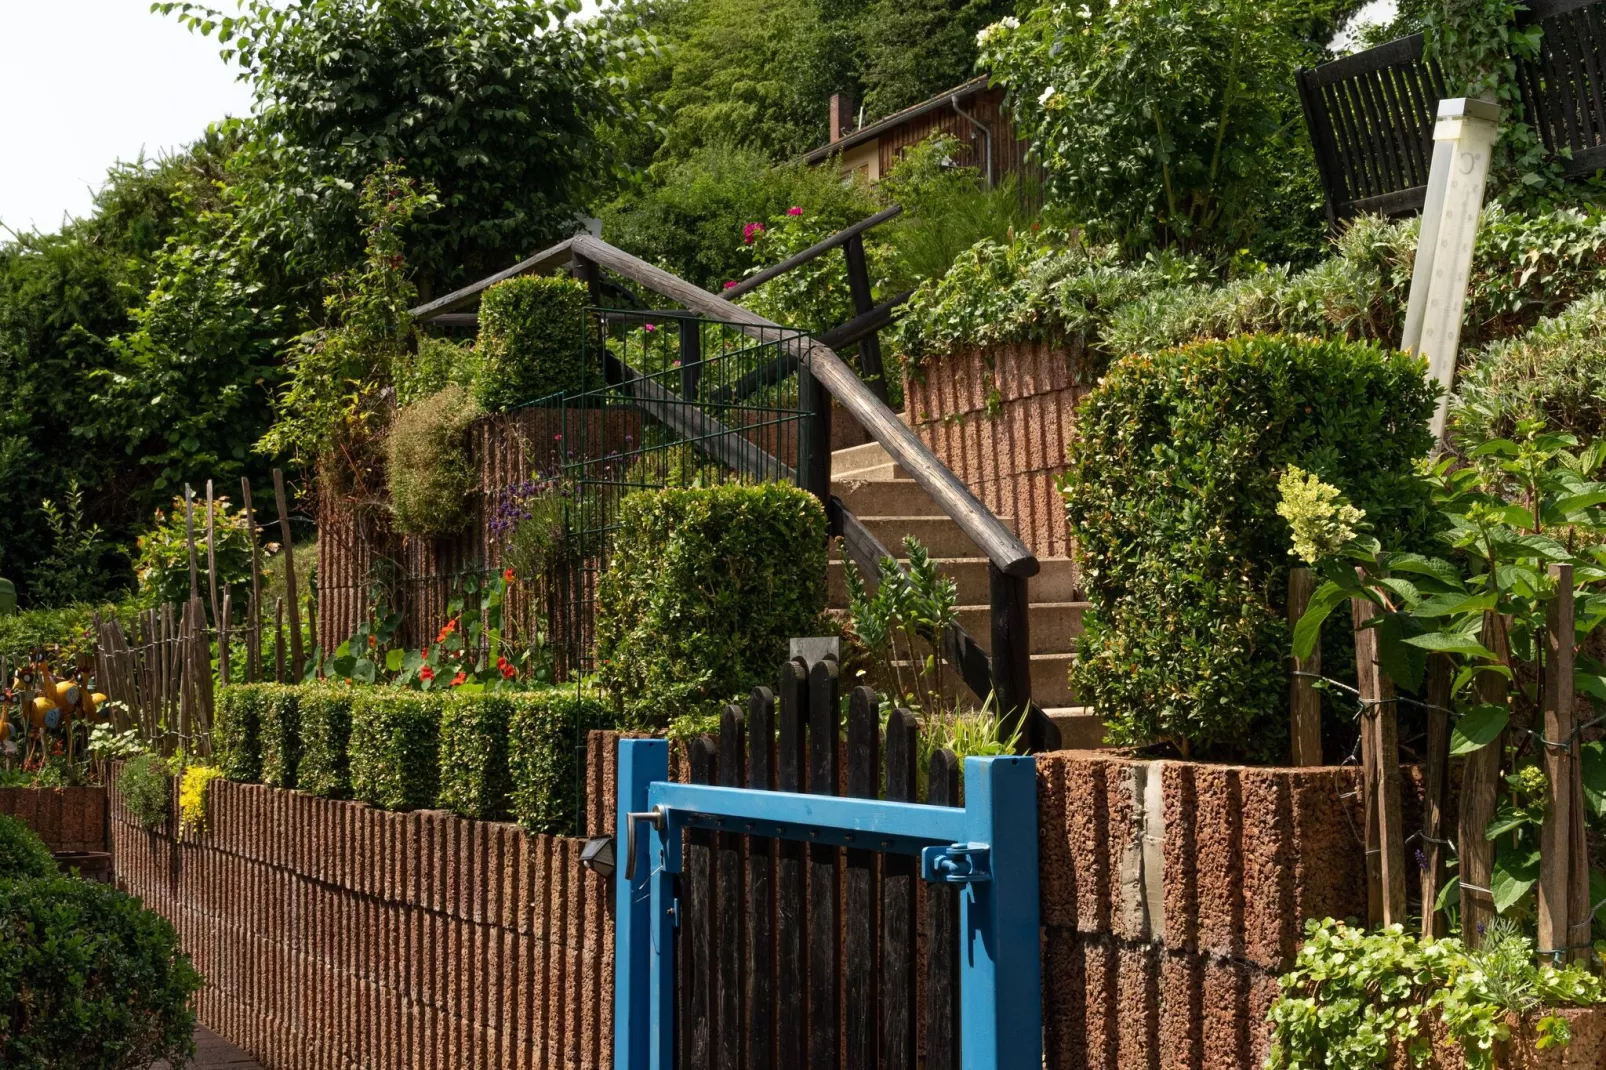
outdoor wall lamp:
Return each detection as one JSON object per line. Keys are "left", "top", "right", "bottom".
{"left": 580, "top": 835, "right": 616, "bottom": 879}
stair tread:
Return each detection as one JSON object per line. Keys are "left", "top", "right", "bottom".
{"left": 952, "top": 601, "right": 1089, "bottom": 610}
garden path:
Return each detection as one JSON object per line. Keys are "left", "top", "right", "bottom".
{"left": 153, "top": 1025, "right": 265, "bottom": 1069}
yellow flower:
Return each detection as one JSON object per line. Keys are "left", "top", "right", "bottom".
{"left": 1275, "top": 466, "right": 1365, "bottom": 564}
{"left": 178, "top": 764, "right": 224, "bottom": 837}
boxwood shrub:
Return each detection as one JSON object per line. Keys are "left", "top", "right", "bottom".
{"left": 213, "top": 683, "right": 266, "bottom": 782}
{"left": 0, "top": 815, "right": 56, "bottom": 880}
{"left": 474, "top": 274, "right": 590, "bottom": 411}
{"left": 1062, "top": 333, "right": 1437, "bottom": 760}
{"left": 0, "top": 876, "right": 202, "bottom": 1068}
{"left": 437, "top": 694, "right": 515, "bottom": 821}
{"left": 595, "top": 483, "right": 829, "bottom": 728}
{"left": 509, "top": 690, "right": 615, "bottom": 835}
{"left": 298, "top": 684, "right": 356, "bottom": 798}
{"left": 350, "top": 691, "right": 443, "bottom": 811}
{"left": 258, "top": 685, "right": 301, "bottom": 789}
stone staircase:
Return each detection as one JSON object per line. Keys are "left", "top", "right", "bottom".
{"left": 828, "top": 440, "right": 1105, "bottom": 748}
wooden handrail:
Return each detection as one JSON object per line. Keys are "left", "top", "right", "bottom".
{"left": 718, "top": 204, "right": 904, "bottom": 302}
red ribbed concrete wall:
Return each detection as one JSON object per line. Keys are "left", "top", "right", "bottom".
{"left": 0, "top": 785, "right": 108, "bottom": 853}
{"left": 903, "top": 341, "right": 1092, "bottom": 560}
{"left": 110, "top": 776, "right": 613, "bottom": 1070}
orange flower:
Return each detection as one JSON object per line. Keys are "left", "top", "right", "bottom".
{"left": 497, "top": 656, "right": 515, "bottom": 680}
{"left": 503, "top": 568, "right": 516, "bottom": 583}
{"left": 419, "top": 665, "right": 436, "bottom": 683}
{"left": 450, "top": 671, "right": 467, "bottom": 687}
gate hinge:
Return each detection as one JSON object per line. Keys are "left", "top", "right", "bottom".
{"left": 920, "top": 843, "right": 991, "bottom": 884}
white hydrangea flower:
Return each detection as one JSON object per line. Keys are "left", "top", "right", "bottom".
{"left": 975, "top": 16, "right": 1018, "bottom": 45}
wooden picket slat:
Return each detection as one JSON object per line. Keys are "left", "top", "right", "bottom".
{"left": 925, "top": 748, "right": 961, "bottom": 1070}
{"left": 684, "top": 737, "right": 718, "bottom": 1069}
{"left": 1288, "top": 568, "right": 1323, "bottom": 766}
{"left": 844, "top": 686, "right": 880, "bottom": 1070}
{"left": 1419, "top": 654, "right": 1452, "bottom": 938}
{"left": 716, "top": 705, "right": 745, "bottom": 1070}
{"left": 1352, "top": 589, "right": 1407, "bottom": 927}
{"left": 1539, "top": 564, "right": 1576, "bottom": 958}
{"left": 806, "top": 657, "right": 840, "bottom": 1070}
{"left": 881, "top": 707, "right": 919, "bottom": 1070}
{"left": 746, "top": 686, "right": 777, "bottom": 1070}
{"left": 775, "top": 659, "right": 809, "bottom": 1070}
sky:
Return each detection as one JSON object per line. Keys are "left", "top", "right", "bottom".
{"left": 0, "top": 0, "right": 255, "bottom": 236}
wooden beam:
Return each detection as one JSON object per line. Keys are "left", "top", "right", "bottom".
{"left": 273, "top": 470, "right": 304, "bottom": 683}
{"left": 1420, "top": 654, "right": 1452, "bottom": 938}
{"left": 409, "top": 236, "right": 579, "bottom": 320}
{"left": 719, "top": 206, "right": 903, "bottom": 302}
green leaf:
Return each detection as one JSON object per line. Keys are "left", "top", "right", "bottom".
{"left": 1293, "top": 580, "right": 1349, "bottom": 659}
{"left": 1435, "top": 873, "right": 1461, "bottom": 913}
{"left": 385, "top": 648, "right": 404, "bottom": 672}
{"left": 1378, "top": 577, "right": 1422, "bottom": 607}
{"left": 1490, "top": 847, "right": 1540, "bottom": 913}
{"left": 1382, "top": 554, "right": 1464, "bottom": 588}
{"left": 1411, "top": 590, "right": 1495, "bottom": 618}
{"left": 1582, "top": 741, "right": 1606, "bottom": 819}
{"left": 1450, "top": 703, "right": 1509, "bottom": 756}
{"left": 1404, "top": 632, "right": 1499, "bottom": 659}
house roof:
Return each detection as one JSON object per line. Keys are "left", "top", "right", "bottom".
{"left": 801, "top": 75, "right": 992, "bottom": 165}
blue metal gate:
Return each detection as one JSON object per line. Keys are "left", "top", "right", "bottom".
{"left": 612, "top": 737, "right": 1042, "bottom": 1070}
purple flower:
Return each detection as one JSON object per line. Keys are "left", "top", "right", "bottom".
{"left": 644, "top": 323, "right": 657, "bottom": 333}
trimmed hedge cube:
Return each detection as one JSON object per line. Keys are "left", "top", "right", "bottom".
{"left": 509, "top": 690, "right": 614, "bottom": 835}
{"left": 350, "top": 691, "right": 443, "bottom": 811}
{"left": 258, "top": 685, "right": 301, "bottom": 789}
{"left": 298, "top": 684, "right": 356, "bottom": 798}
{"left": 437, "top": 694, "right": 515, "bottom": 820}
{"left": 213, "top": 684, "right": 266, "bottom": 782}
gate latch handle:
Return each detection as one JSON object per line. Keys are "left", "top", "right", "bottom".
{"left": 920, "top": 843, "right": 991, "bottom": 884}
{"left": 624, "top": 807, "right": 666, "bottom": 881}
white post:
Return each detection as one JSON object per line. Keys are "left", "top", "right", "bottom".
{"left": 1399, "top": 97, "right": 1501, "bottom": 444}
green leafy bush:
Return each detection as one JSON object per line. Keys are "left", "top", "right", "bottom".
{"left": 596, "top": 484, "right": 829, "bottom": 729}
{"left": 394, "top": 335, "right": 482, "bottom": 407}
{"left": 473, "top": 275, "right": 589, "bottom": 411}
{"left": 1061, "top": 334, "right": 1436, "bottom": 759}
{"left": 116, "top": 755, "right": 171, "bottom": 831}
{"left": 387, "top": 384, "right": 482, "bottom": 537}
{"left": 0, "top": 815, "right": 56, "bottom": 880}
{"left": 213, "top": 684, "right": 266, "bottom": 782}
{"left": 508, "top": 689, "right": 614, "bottom": 835}
{"left": 350, "top": 691, "right": 443, "bottom": 811}
{"left": 132, "top": 493, "right": 258, "bottom": 612}
{"left": 437, "top": 694, "right": 515, "bottom": 821}
{"left": 1453, "top": 290, "right": 1606, "bottom": 447}
{"left": 0, "top": 604, "right": 103, "bottom": 664}
{"left": 1267, "top": 919, "right": 1603, "bottom": 1070}
{"left": 297, "top": 684, "right": 356, "bottom": 798}
{"left": 257, "top": 685, "right": 300, "bottom": 789}
{"left": 0, "top": 876, "right": 202, "bottom": 1069}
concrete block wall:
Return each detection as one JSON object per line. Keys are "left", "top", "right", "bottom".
{"left": 903, "top": 341, "right": 1093, "bottom": 560}
{"left": 0, "top": 785, "right": 108, "bottom": 853}
{"left": 110, "top": 777, "right": 613, "bottom": 1070}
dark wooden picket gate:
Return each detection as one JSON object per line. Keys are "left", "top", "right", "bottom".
{"left": 615, "top": 654, "right": 1043, "bottom": 1070}
{"left": 1297, "top": 0, "right": 1606, "bottom": 221}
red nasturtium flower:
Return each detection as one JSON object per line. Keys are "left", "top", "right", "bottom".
{"left": 497, "top": 656, "right": 515, "bottom": 680}
{"left": 503, "top": 568, "right": 516, "bottom": 583}
{"left": 450, "top": 671, "right": 467, "bottom": 687}
{"left": 419, "top": 664, "right": 436, "bottom": 683}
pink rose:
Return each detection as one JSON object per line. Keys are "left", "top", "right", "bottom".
{"left": 787, "top": 206, "right": 803, "bottom": 216}
{"left": 723, "top": 280, "right": 737, "bottom": 290}
{"left": 743, "top": 222, "right": 766, "bottom": 244}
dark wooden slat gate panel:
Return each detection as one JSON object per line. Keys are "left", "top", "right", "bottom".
{"left": 925, "top": 749, "right": 963, "bottom": 1070}
{"left": 807, "top": 658, "right": 841, "bottom": 1070}
{"left": 684, "top": 738, "right": 718, "bottom": 1070}
{"left": 1299, "top": 0, "right": 1606, "bottom": 223}
{"left": 776, "top": 660, "right": 810, "bottom": 1070}
{"left": 746, "top": 687, "right": 777, "bottom": 1070}
{"left": 844, "top": 687, "right": 881, "bottom": 1070}
{"left": 881, "top": 708, "right": 920, "bottom": 1070}
{"left": 716, "top": 706, "right": 746, "bottom": 1070}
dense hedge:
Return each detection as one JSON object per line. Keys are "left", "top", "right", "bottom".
{"left": 213, "top": 684, "right": 264, "bottom": 783}
{"left": 258, "top": 685, "right": 301, "bottom": 789}
{"left": 437, "top": 695, "right": 514, "bottom": 821}
{"left": 1062, "top": 334, "right": 1437, "bottom": 760}
{"left": 350, "top": 691, "right": 443, "bottom": 811}
{"left": 298, "top": 685, "right": 355, "bottom": 798}
{"left": 508, "top": 691, "right": 613, "bottom": 834}
{"left": 595, "top": 484, "right": 829, "bottom": 728}
{"left": 474, "top": 274, "right": 590, "bottom": 411}
{"left": 0, "top": 815, "right": 56, "bottom": 880}
{"left": 387, "top": 384, "right": 481, "bottom": 537}
{"left": 0, "top": 876, "right": 202, "bottom": 1068}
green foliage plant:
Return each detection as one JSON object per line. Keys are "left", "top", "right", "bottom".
{"left": 257, "top": 685, "right": 301, "bottom": 789}
{"left": 117, "top": 754, "right": 172, "bottom": 831}
{"left": 28, "top": 481, "right": 114, "bottom": 609}
{"left": 0, "top": 605, "right": 102, "bottom": 666}
{"left": 508, "top": 689, "right": 615, "bottom": 835}
{"left": 596, "top": 483, "right": 829, "bottom": 729}
{"left": 0, "top": 815, "right": 56, "bottom": 880}
{"left": 394, "top": 335, "right": 482, "bottom": 408}
{"left": 387, "top": 385, "right": 482, "bottom": 537}
{"left": 349, "top": 690, "right": 442, "bottom": 811}
{"left": 1266, "top": 918, "right": 1603, "bottom": 1070}
{"left": 132, "top": 493, "right": 257, "bottom": 613}
{"left": 0, "top": 876, "right": 202, "bottom": 1069}
{"left": 1288, "top": 424, "right": 1606, "bottom": 919}
{"left": 296, "top": 684, "right": 356, "bottom": 798}
{"left": 1061, "top": 334, "right": 1437, "bottom": 758}
{"left": 473, "top": 275, "right": 590, "bottom": 411}
{"left": 842, "top": 535, "right": 961, "bottom": 724}
{"left": 213, "top": 683, "right": 266, "bottom": 782}
{"left": 437, "top": 694, "right": 515, "bottom": 821}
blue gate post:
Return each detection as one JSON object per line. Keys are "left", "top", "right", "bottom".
{"left": 614, "top": 739, "right": 669, "bottom": 1070}
{"left": 959, "top": 754, "right": 1042, "bottom": 1068}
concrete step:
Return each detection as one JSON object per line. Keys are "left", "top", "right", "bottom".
{"left": 954, "top": 602, "right": 1088, "bottom": 655}
{"left": 831, "top": 478, "right": 941, "bottom": 517}
{"left": 855, "top": 515, "right": 1016, "bottom": 558}
{"left": 884, "top": 651, "right": 1076, "bottom": 708}
{"left": 1045, "top": 707, "right": 1106, "bottom": 749}
{"left": 833, "top": 440, "right": 892, "bottom": 472}
{"left": 829, "top": 556, "right": 1079, "bottom": 606}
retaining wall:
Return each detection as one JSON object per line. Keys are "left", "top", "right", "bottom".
{"left": 0, "top": 784, "right": 108, "bottom": 853}
{"left": 110, "top": 775, "right": 613, "bottom": 1070}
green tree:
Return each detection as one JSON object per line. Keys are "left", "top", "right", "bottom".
{"left": 856, "top": 0, "right": 1014, "bottom": 117}
{"left": 159, "top": 0, "right": 643, "bottom": 298}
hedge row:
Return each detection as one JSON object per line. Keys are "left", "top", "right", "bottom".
{"left": 215, "top": 683, "right": 612, "bottom": 834}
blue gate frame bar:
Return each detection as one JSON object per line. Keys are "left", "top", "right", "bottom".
{"left": 613, "top": 739, "right": 1041, "bottom": 1070}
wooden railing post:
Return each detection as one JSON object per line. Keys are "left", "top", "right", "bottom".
{"left": 800, "top": 360, "right": 832, "bottom": 505}
{"left": 572, "top": 253, "right": 611, "bottom": 386}
{"left": 1288, "top": 567, "right": 1323, "bottom": 765}
{"left": 679, "top": 316, "right": 702, "bottom": 401}
{"left": 842, "top": 234, "right": 888, "bottom": 404}
{"left": 273, "top": 469, "right": 303, "bottom": 683}
{"left": 989, "top": 565, "right": 1033, "bottom": 751}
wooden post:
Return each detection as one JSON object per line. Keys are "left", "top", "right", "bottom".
{"left": 679, "top": 317, "right": 703, "bottom": 401}
{"left": 274, "top": 598, "right": 286, "bottom": 685}
{"left": 205, "top": 480, "right": 221, "bottom": 630}
{"left": 1460, "top": 612, "right": 1507, "bottom": 946}
{"left": 184, "top": 486, "right": 200, "bottom": 600}
{"left": 1288, "top": 567, "right": 1323, "bottom": 765}
{"left": 273, "top": 469, "right": 304, "bottom": 682}
{"left": 220, "top": 590, "right": 233, "bottom": 688}
{"left": 989, "top": 565, "right": 1033, "bottom": 751}
{"left": 1352, "top": 587, "right": 1407, "bottom": 926}
{"left": 842, "top": 234, "right": 888, "bottom": 404}
{"left": 799, "top": 362, "right": 832, "bottom": 505}
{"left": 1539, "top": 563, "right": 1576, "bottom": 960}
{"left": 242, "top": 477, "right": 264, "bottom": 683}
{"left": 1420, "top": 655, "right": 1452, "bottom": 938}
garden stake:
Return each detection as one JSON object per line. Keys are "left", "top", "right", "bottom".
{"left": 1539, "top": 563, "right": 1576, "bottom": 960}
{"left": 1352, "top": 584, "right": 1406, "bottom": 926}
{"left": 1459, "top": 611, "right": 1508, "bottom": 947}
{"left": 1419, "top": 654, "right": 1452, "bottom": 938}
{"left": 1288, "top": 567, "right": 1323, "bottom": 765}
{"left": 242, "top": 476, "right": 264, "bottom": 683}
{"left": 184, "top": 485, "right": 200, "bottom": 600}
{"left": 206, "top": 479, "right": 221, "bottom": 631}
{"left": 273, "top": 469, "right": 304, "bottom": 682}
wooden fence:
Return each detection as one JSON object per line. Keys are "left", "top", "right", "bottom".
{"left": 1297, "top": 0, "right": 1606, "bottom": 222}
{"left": 674, "top": 656, "right": 962, "bottom": 1070}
